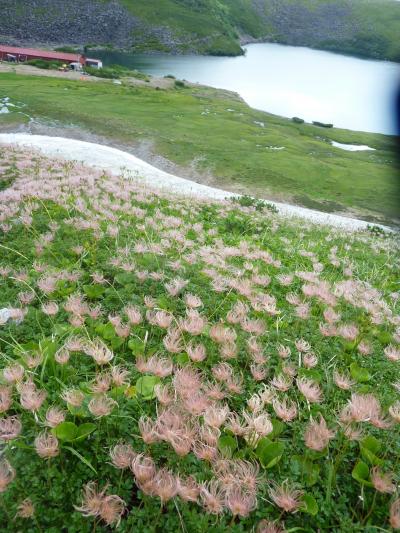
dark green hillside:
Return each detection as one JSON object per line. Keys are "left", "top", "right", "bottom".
{"left": 1, "top": 0, "right": 400, "bottom": 61}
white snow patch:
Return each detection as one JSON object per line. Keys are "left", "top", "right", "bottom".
{"left": 331, "top": 141, "right": 376, "bottom": 152}
{"left": 0, "top": 107, "right": 10, "bottom": 114}
{"left": 0, "top": 133, "right": 391, "bottom": 232}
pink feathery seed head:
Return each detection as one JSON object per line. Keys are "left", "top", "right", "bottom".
{"left": 338, "top": 324, "right": 359, "bottom": 342}
{"left": 205, "top": 381, "right": 226, "bottom": 401}
{"left": 389, "top": 401, "right": 400, "bottom": 423}
{"left": 357, "top": 340, "right": 372, "bottom": 356}
{"left": 88, "top": 395, "right": 117, "bottom": 418}
{"left": 225, "top": 413, "right": 247, "bottom": 436}
{"left": 390, "top": 499, "right": 400, "bottom": 529}
{"left": 277, "top": 344, "right": 291, "bottom": 359}
{"left": 91, "top": 272, "right": 107, "bottom": 284}
{"left": 131, "top": 454, "right": 156, "bottom": 484}
{"left": 173, "top": 366, "right": 202, "bottom": 398}
{"left": 37, "top": 275, "right": 58, "bottom": 294}
{"left": 3, "top": 363, "right": 24, "bottom": 384}
{"left": 143, "top": 295, "right": 156, "bottom": 309}
{"left": 341, "top": 393, "right": 382, "bottom": 424}
{"left": 64, "top": 335, "right": 86, "bottom": 352}
{"left": 154, "top": 383, "right": 174, "bottom": 405}
{"left": 20, "top": 386, "right": 47, "bottom": 412}
{"left": 124, "top": 304, "right": 142, "bottom": 325}
{"left": 0, "top": 416, "right": 22, "bottom": 441}
{"left": 34, "top": 431, "right": 59, "bottom": 458}
{"left": 200, "top": 480, "right": 225, "bottom": 514}
{"left": 152, "top": 310, "right": 174, "bottom": 329}
{"left": 55, "top": 347, "right": 70, "bottom": 365}
{"left": 250, "top": 364, "right": 268, "bottom": 381}
{"left": 199, "top": 425, "right": 220, "bottom": 447}
{"left": 0, "top": 459, "right": 15, "bottom": 492}
{"left": 138, "top": 416, "right": 160, "bottom": 444}
{"left": 219, "top": 342, "right": 238, "bottom": 360}
{"left": 187, "top": 341, "right": 207, "bottom": 363}
{"left": 68, "top": 313, "right": 85, "bottom": 327}
{"left": 180, "top": 308, "right": 207, "bottom": 336}
{"left": 303, "top": 352, "right": 318, "bottom": 369}
{"left": 286, "top": 292, "right": 301, "bottom": 306}
{"left": 61, "top": 388, "right": 85, "bottom": 407}
{"left": 18, "top": 290, "right": 35, "bottom": 305}
{"left": 371, "top": 467, "right": 395, "bottom": 494}
{"left": 269, "top": 480, "right": 303, "bottom": 513}
{"left": 163, "top": 327, "right": 183, "bottom": 354}
{"left": 165, "top": 277, "right": 188, "bottom": 297}
{"left": 90, "top": 373, "right": 112, "bottom": 394}
{"left": 257, "top": 519, "right": 287, "bottom": 533}
{"left": 15, "top": 498, "right": 35, "bottom": 519}
{"left": 108, "top": 313, "right": 121, "bottom": 327}
{"left": 24, "top": 349, "right": 43, "bottom": 369}
{"left": 241, "top": 318, "right": 266, "bottom": 336}
{"left": 323, "top": 307, "right": 341, "bottom": 324}
{"left": 304, "top": 415, "right": 335, "bottom": 451}
{"left": 45, "top": 407, "right": 66, "bottom": 428}
{"left": 384, "top": 344, "right": 400, "bottom": 362}
{"left": 271, "top": 374, "right": 293, "bottom": 392}
{"left": 85, "top": 339, "right": 114, "bottom": 365}
{"left": 110, "top": 443, "right": 137, "bottom": 470}
{"left": 342, "top": 424, "right": 363, "bottom": 441}
{"left": 147, "top": 355, "right": 174, "bottom": 378}
{"left": 277, "top": 274, "right": 293, "bottom": 286}
{"left": 210, "top": 323, "right": 237, "bottom": 344}
{"left": 273, "top": 398, "right": 298, "bottom": 422}
{"left": 204, "top": 405, "right": 230, "bottom": 429}
{"left": 111, "top": 365, "right": 130, "bottom": 387}
{"left": 247, "top": 394, "right": 264, "bottom": 414}
{"left": 74, "top": 481, "right": 106, "bottom": 518}
{"left": 296, "top": 377, "right": 323, "bottom": 403}
{"left": 212, "top": 362, "right": 233, "bottom": 383}
{"left": 295, "top": 339, "right": 311, "bottom": 353}
{"left": 182, "top": 392, "right": 210, "bottom": 416}
{"left": 115, "top": 323, "right": 131, "bottom": 338}
{"left": 152, "top": 468, "right": 178, "bottom": 503}
{"left": 193, "top": 441, "right": 218, "bottom": 462}
{"left": 98, "top": 494, "right": 126, "bottom": 527}
{"left": 177, "top": 475, "right": 200, "bottom": 503}
{"left": 184, "top": 293, "right": 203, "bottom": 309}
{"left": 333, "top": 370, "right": 355, "bottom": 391}
{"left": 226, "top": 373, "right": 244, "bottom": 394}
{"left": 225, "top": 485, "right": 257, "bottom": 517}
{"left": 295, "top": 303, "right": 310, "bottom": 320}
{"left": 41, "top": 301, "right": 59, "bottom": 316}
{"left": 259, "top": 385, "right": 276, "bottom": 405}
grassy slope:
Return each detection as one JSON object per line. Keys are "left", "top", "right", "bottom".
{"left": 0, "top": 72, "right": 399, "bottom": 224}
{"left": 0, "top": 145, "right": 399, "bottom": 532}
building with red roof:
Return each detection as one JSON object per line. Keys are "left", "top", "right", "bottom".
{"left": 0, "top": 45, "right": 90, "bottom": 66}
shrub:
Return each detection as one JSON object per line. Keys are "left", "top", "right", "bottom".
{"left": 312, "top": 121, "right": 334, "bottom": 128}
{"left": 292, "top": 117, "right": 305, "bottom": 124}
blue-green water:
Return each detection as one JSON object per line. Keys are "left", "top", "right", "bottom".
{"left": 96, "top": 43, "right": 399, "bottom": 135}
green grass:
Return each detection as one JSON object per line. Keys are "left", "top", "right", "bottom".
{"left": 0, "top": 72, "right": 399, "bottom": 225}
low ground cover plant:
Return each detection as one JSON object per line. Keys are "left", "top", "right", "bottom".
{"left": 0, "top": 146, "right": 399, "bottom": 532}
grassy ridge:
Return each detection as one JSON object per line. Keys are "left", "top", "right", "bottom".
{"left": 0, "top": 72, "right": 399, "bottom": 224}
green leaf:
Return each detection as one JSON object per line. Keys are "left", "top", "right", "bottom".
{"left": 135, "top": 375, "right": 160, "bottom": 400}
{"left": 352, "top": 460, "right": 372, "bottom": 486}
{"left": 218, "top": 435, "right": 237, "bottom": 457}
{"left": 292, "top": 455, "right": 320, "bottom": 487}
{"left": 360, "top": 435, "right": 383, "bottom": 465}
{"left": 111, "top": 336, "right": 125, "bottom": 349}
{"left": 52, "top": 422, "right": 78, "bottom": 442}
{"left": 74, "top": 423, "right": 97, "bottom": 442}
{"left": 83, "top": 284, "right": 105, "bottom": 299}
{"left": 95, "top": 323, "right": 116, "bottom": 340}
{"left": 115, "top": 273, "right": 134, "bottom": 286}
{"left": 63, "top": 445, "right": 97, "bottom": 474}
{"left": 350, "top": 363, "right": 371, "bottom": 383}
{"left": 270, "top": 418, "right": 285, "bottom": 439}
{"left": 300, "top": 494, "right": 319, "bottom": 516}
{"left": 176, "top": 353, "right": 190, "bottom": 366}
{"left": 255, "top": 440, "right": 285, "bottom": 468}
{"left": 128, "top": 338, "right": 145, "bottom": 355}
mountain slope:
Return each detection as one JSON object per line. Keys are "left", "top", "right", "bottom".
{"left": 1, "top": 0, "right": 400, "bottom": 60}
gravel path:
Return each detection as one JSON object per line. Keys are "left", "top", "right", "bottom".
{"left": 0, "top": 133, "right": 390, "bottom": 231}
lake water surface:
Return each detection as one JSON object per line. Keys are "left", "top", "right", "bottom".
{"left": 96, "top": 44, "right": 400, "bottom": 135}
